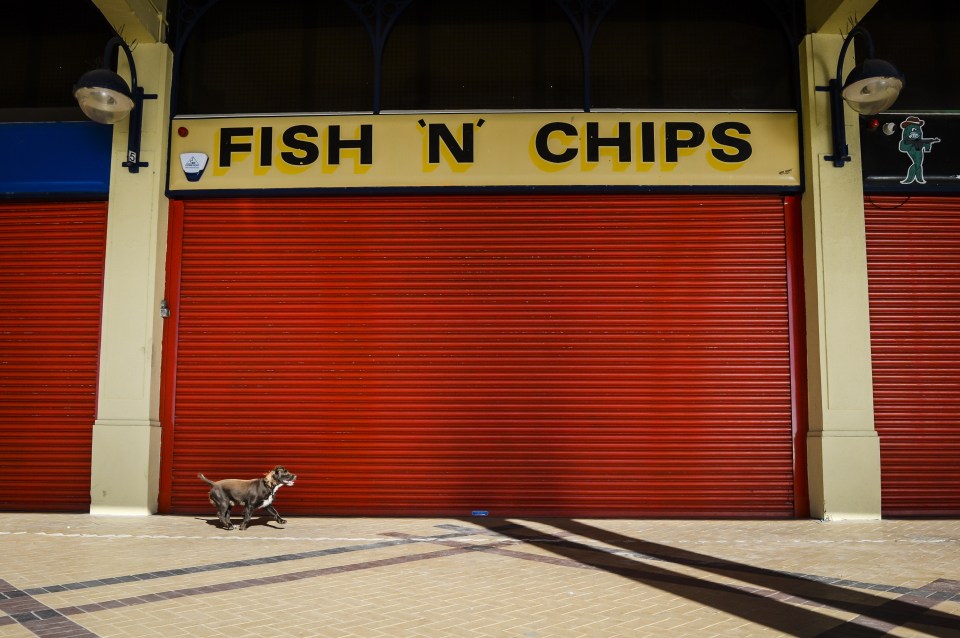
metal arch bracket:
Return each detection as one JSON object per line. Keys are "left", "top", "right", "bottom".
{"left": 342, "top": 0, "right": 416, "bottom": 113}
{"left": 553, "top": 0, "right": 617, "bottom": 112}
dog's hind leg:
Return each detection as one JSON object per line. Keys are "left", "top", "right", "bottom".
{"left": 210, "top": 493, "right": 234, "bottom": 530}
{"left": 239, "top": 505, "right": 255, "bottom": 531}
{"left": 219, "top": 507, "right": 234, "bottom": 530}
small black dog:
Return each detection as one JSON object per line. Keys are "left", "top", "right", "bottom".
{"left": 198, "top": 466, "right": 296, "bottom": 530}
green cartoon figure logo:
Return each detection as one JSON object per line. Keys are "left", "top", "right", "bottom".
{"left": 899, "top": 116, "right": 940, "bottom": 184}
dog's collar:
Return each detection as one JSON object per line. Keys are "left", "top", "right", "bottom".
{"left": 263, "top": 478, "right": 282, "bottom": 492}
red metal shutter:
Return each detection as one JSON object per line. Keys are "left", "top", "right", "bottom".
{"left": 866, "top": 195, "right": 960, "bottom": 516}
{"left": 161, "top": 195, "right": 798, "bottom": 517}
{"left": 0, "top": 202, "right": 107, "bottom": 511}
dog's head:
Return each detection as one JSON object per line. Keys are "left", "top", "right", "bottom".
{"left": 265, "top": 465, "right": 296, "bottom": 487}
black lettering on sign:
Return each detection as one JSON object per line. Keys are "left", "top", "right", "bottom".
{"left": 328, "top": 124, "right": 373, "bottom": 165}
{"left": 535, "top": 122, "right": 578, "bottom": 163}
{"left": 640, "top": 121, "right": 655, "bottom": 163}
{"left": 219, "top": 127, "right": 253, "bottom": 168}
{"left": 280, "top": 125, "right": 320, "bottom": 166}
{"left": 427, "top": 122, "right": 478, "bottom": 164}
{"left": 711, "top": 122, "right": 752, "bottom": 163}
{"left": 664, "top": 122, "right": 706, "bottom": 163}
{"left": 259, "top": 127, "right": 273, "bottom": 167}
{"left": 586, "top": 122, "right": 631, "bottom": 163}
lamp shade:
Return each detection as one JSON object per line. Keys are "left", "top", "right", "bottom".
{"left": 73, "top": 68, "right": 135, "bottom": 124}
{"left": 841, "top": 58, "right": 904, "bottom": 115}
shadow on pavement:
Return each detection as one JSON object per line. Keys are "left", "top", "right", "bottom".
{"left": 464, "top": 518, "right": 960, "bottom": 638}
{"left": 198, "top": 516, "right": 284, "bottom": 530}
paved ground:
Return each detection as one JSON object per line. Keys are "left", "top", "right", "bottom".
{"left": 0, "top": 514, "right": 957, "bottom": 637}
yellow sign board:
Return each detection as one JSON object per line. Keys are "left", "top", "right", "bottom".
{"left": 169, "top": 112, "right": 799, "bottom": 192}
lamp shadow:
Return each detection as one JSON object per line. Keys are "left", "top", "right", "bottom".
{"left": 462, "top": 518, "right": 959, "bottom": 638}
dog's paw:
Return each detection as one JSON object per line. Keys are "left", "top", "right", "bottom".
{"left": 277, "top": 518, "right": 287, "bottom": 525}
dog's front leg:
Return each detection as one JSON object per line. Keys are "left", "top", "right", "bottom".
{"left": 263, "top": 505, "right": 286, "bottom": 525}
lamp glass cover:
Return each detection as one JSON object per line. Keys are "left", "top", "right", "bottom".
{"left": 841, "top": 76, "right": 903, "bottom": 115}
{"left": 74, "top": 86, "right": 135, "bottom": 124}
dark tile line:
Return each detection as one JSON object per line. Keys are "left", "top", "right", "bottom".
{"left": 0, "top": 579, "right": 100, "bottom": 638}
{"left": 54, "top": 546, "right": 470, "bottom": 618}
{"left": 0, "top": 527, "right": 477, "bottom": 634}
{"left": 24, "top": 529, "right": 474, "bottom": 596}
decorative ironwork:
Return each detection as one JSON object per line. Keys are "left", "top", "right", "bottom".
{"left": 342, "top": 0, "right": 415, "bottom": 113}
{"left": 169, "top": 0, "right": 220, "bottom": 56}
{"left": 167, "top": 0, "right": 803, "bottom": 115}
{"left": 553, "top": 0, "right": 617, "bottom": 111}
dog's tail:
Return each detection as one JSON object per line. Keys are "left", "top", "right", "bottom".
{"left": 198, "top": 473, "right": 216, "bottom": 487}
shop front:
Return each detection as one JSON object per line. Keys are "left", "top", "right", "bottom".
{"left": 158, "top": 106, "right": 807, "bottom": 517}
{"left": 0, "top": 122, "right": 112, "bottom": 511}
{"left": 861, "top": 112, "right": 960, "bottom": 516}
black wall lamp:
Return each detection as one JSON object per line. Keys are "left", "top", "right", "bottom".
{"left": 74, "top": 36, "right": 157, "bottom": 174}
{"left": 817, "top": 26, "right": 904, "bottom": 168}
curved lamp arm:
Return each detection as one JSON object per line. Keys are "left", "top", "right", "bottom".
{"left": 105, "top": 37, "right": 140, "bottom": 93}
{"left": 74, "top": 36, "right": 157, "bottom": 173}
{"left": 816, "top": 26, "right": 903, "bottom": 168}
{"left": 834, "top": 26, "right": 874, "bottom": 87}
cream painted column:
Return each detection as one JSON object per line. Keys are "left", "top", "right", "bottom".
{"left": 90, "top": 42, "right": 173, "bottom": 515}
{"left": 799, "top": 33, "right": 881, "bottom": 520}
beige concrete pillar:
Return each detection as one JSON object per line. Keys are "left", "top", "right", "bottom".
{"left": 799, "top": 33, "right": 881, "bottom": 520}
{"left": 90, "top": 42, "right": 172, "bottom": 515}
